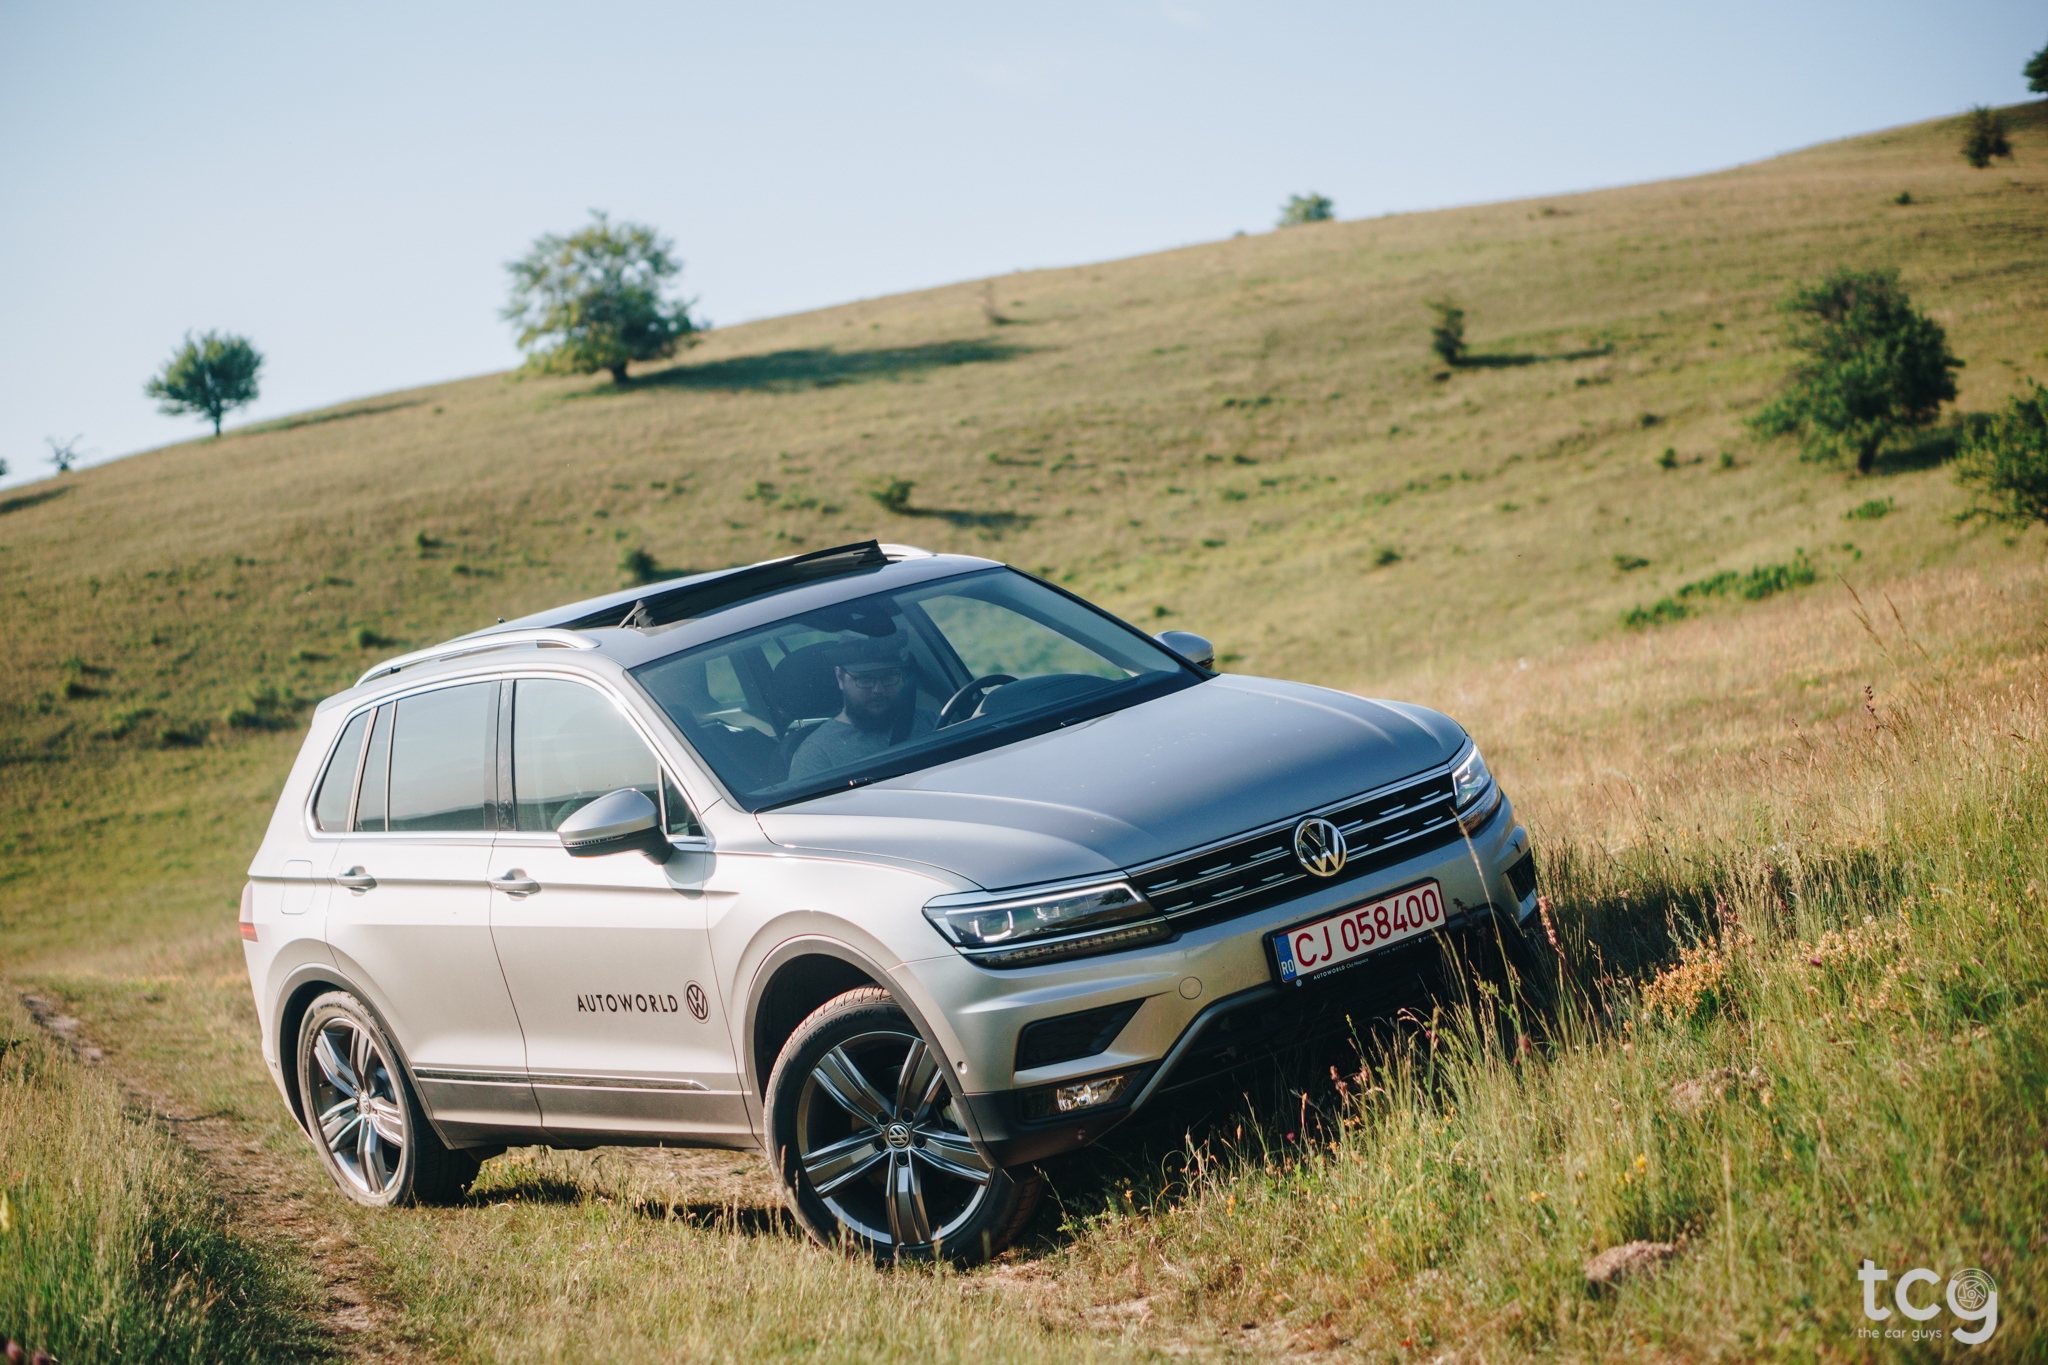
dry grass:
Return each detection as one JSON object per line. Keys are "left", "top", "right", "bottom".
{"left": 3, "top": 104, "right": 2047, "bottom": 1360}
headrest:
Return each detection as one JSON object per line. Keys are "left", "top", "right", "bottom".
{"left": 769, "top": 642, "right": 846, "bottom": 722}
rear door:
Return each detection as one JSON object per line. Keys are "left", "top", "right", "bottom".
{"left": 324, "top": 681, "right": 540, "bottom": 1141}
{"left": 487, "top": 676, "right": 749, "bottom": 1144}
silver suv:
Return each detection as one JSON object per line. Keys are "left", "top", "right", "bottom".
{"left": 240, "top": 542, "right": 1537, "bottom": 1262}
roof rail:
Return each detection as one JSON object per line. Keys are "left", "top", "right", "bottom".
{"left": 355, "top": 629, "right": 598, "bottom": 688}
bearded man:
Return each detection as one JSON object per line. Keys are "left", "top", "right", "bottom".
{"left": 787, "top": 634, "right": 938, "bottom": 781}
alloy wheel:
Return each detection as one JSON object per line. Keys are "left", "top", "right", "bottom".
{"left": 307, "top": 1015, "right": 407, "bottom": 1197}
{"left": 793, "top": 1028, "right": 992, "bottom": 1250}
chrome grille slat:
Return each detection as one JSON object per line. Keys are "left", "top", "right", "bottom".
{"left": 1128, "top": 768, "right": 1466, "bottom": 931}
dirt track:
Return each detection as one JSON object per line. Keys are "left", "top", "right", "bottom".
{"left": 21, "top": 989, "right": 419, "bottom": 1363}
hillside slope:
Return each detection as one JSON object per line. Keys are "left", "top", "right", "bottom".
{"left": 5, "top": 109, "right": 2046, "bottom": 749}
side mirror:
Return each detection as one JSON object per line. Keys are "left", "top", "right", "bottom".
{"left": 558, "top": 788, "right": 671, "bottom": 864}
{"left": 1155, "top": 630, "right": 1215, "bottom": 670}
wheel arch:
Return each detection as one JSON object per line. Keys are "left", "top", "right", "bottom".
{"left": 270, "top": 962, "right": 458, "bottom": 1150}
{"left": 742, "top": 938, "right": 970, "bottom": 1139}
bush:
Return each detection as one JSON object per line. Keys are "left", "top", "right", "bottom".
{"left": 2029, "top": 40, "right": 2048, "bottom": 95}
{"left": 223, "top": 685, "right": 300, "bottom": 732}
{"left": 1954, "top": 380, "right": 2048, "bottom": 527}
{"left": 869, "top": 478, "right": 916, "bottom": 515}
{"left": 1425, "top": 299, "right": 1466, "bottom": 366}
{"left": 1276, "top": 193, "right": 1334, "bottom": 227}
{"left": 1845, "top": 497, "right": 1894, "bottom": 521}
{"left": 1960, "top": 105, "right": 2014, "bottom": 169}
{"left": 1621, "top": 597, "right": 1690, "bottom": 629}
{"left": 1748, "top": 268, "right": 1960, "bottom": 474}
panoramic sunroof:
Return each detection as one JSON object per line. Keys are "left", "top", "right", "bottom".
{"left": 561, "top": 540, "right": 891, "bottom": 631}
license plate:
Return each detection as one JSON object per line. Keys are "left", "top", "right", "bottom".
{"left": 1272, "top": 880, "right": 1445, "bottom": 984}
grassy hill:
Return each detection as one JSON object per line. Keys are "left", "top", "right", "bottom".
{"left": 2, "top": 105, "right": 2046, "bottom": 1362}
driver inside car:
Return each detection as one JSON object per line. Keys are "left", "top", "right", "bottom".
{"left": 788, "top": 633, "right": 940, "bottom": 780}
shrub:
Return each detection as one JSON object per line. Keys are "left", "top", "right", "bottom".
{"left": 1960, "top": 105, "right": 2014, "bottom": 169}
{"left": 1748, "top": 268, "right": 1960, "bottom": 474}
{"left": 1621, "top": 597, "right": 1690, "bottom": 629}
{"left": 1613, "top": 554, "right": 1651, "bottom": 572}
{"left": 1845, "top": 497, "right": 1894, "bottom": 521}
{"left": 355, "top": 627, "right": 397, "bottom": 649}
{"left": 223, "top": 685, "right": 299, "bottom": 732}
{"left": 1373, "top": 546, "right": 1403, "bottom": 567}
{"left": 2029, "top": 40, "right": 2048, "bottom": 95}
{"left": 869, "top": 478, "right": 916, "bottom": 515}
{"left": 1893, "top": 190, "right": 1913, "bottom": 206}
{"left": 1276, "top": 193, "right": 1334, "bottom": 227}
{"left": 1954, "top": 380, "right": 2048, "bottom": 527}
{"left": 1425, "top": 299, "right": 1465, "bottom": 366}
{"left": 620, "top": 545, "right": 666, "bottom": 585}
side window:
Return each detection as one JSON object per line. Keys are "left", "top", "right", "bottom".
{"left": 356, "top": 704, "right": 393, "bottom": 832}
{"left": 513, "top": 679, "right": 662, "bottom": 832}
{"left": 661, "top": 770, "right": 701, "bottom": 837}
{"left": 312, "top": 710, "right": 372, "bottom": 832}
{"left": 387, "top": 684, "right": 496, "bottom": 833}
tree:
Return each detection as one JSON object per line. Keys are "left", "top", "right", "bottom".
{"left": 1960, "top": 106, "right": 2013, "bottom": 168}
{"left": 44, "top": 434, "right": 84, "bottom": 474}
{"left": 1277, "top": 193, "right": 1334, "bottom": 227}
{"left": 1748, "top": 268, "right": 1961, "bottom": 475}
{"left": 503, "top": 211, "right": 699, "bottom": 383}
{"left": 2026, "top": 40, "right": 2048, "bottom": 94}
{"left": 1954, "top": 381, "right": 2048, "bottom": 527}
{"left": 144, "top": 332, "right": 262, "bottom": 436}
{"left": 1426, "top": 298, "right": 1466, "bottom": 366}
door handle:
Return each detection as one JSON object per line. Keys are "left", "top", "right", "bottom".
{"left": 335, "top": 867, "right": 377, "bottom": 893}
{"left": 493, "top": 870, "right": 541, "bottom": 898}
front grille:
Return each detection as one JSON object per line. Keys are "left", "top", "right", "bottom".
{"left": 1130, "top": 769, "right": 1465, "bottom": 932}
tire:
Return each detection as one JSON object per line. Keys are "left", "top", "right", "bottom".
{"left": 295, "top": 991, "right": 479, "bottom": 1208}
{"left": 765, "top": 987, "right": 1042, "bottom": 1265}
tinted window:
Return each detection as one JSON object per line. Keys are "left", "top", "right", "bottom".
{"left": 630, "top": 567, "right": 1194, "bottom": 810}
{"left": 387, "top": 684, "right": 496, "bottom": 833}
{"left": 356, "top": 705, "right": 392, "bottom": 832}
{"left": 512, "top": 679, "right": 658, "bottom": 832}
{"left": 312, "top": 710, "right": 371, "bottom": 832}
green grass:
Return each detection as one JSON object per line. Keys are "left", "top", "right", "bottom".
{"left": 2, "top": 103, "right": 2047, "bottom": 1360}
{"left": 0, "top": 996, "right": 323, "bottom": 1363}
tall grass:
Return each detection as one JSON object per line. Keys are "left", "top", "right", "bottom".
{"left": 0, "top": 997, "right": 319, "bottom": 1363}
{"left": 1049, "top": 609, "right": 2048, "bottom": 1358}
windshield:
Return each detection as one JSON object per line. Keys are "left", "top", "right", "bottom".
{"left": 629, "top": 568, "right": 1198, "bottom": 810}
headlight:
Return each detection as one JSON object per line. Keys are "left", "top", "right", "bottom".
{"left": 923, "top": 881, "right": 1168, "bottom": 967}
{"left": 1452, "top": 745, "right": 1501, "bottom": 831}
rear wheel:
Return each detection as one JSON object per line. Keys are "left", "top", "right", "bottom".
{"left": 765, "top": 987, "right": 1041, "bottom": 1264}
{"left": 295, "top": 991, "right": 479, "bottom": 1207}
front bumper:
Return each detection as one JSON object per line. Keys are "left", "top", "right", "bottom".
{"left": 894, "top": 797, "right": 1536, "bottom": 1166}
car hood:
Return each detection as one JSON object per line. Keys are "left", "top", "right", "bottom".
{"left": 754, "top": 675, "right": 1465, "bottom": 890}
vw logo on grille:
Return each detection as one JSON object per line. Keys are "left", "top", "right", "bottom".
{"left": 1293, "top": 817, "right": 1348, "bottom": 877}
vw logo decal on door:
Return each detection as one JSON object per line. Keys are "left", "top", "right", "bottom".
{"left": 1293, "top": 818, "right": 1349, "bottom": 877}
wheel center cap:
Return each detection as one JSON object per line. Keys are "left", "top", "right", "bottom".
{"left": 884, "top": 1122, "right": 912, "bottom": 1149}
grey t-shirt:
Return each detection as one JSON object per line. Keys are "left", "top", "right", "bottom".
{"left": 788, "top": 709, "right": 938, "bottom": 782}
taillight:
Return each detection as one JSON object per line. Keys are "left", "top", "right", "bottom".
{"left": 239, "top": 882, "right": 257, "bottom": 942}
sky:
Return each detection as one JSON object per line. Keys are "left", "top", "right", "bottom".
{"left": 1, "top": 1, "right": 2041, "bottom": 488}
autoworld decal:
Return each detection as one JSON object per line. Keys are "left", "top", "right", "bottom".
{"left": 576, "top": 991, "right": 683, "bottom": 1015}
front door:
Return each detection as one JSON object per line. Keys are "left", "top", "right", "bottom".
{"left": 324, "top": 682, "right": 540, "bottom": 1140}
{"left": 487, "top": 676, "right": 749, "bottom": 1144}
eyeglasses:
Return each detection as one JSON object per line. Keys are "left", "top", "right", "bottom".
{"left": 842, "top": 668, "right": 906, "bottom": 690}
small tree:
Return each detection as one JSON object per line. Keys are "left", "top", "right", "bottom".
{"left": 503, "top": 211, "right": 699, "bottom": 383}
{"left": 1426, "top": 298, "right": 1466, "bottom": 366}
{"left": 2025, "top": 40, "right": 2047, "bottom": 95}
{"left": 44, "top": 434, "right": 84, "bottom": 474}
{"left": 1961, "top": 106, "right": 2013, "bottom": 168}
{"left": 145, "top": 332, "right": 263, "bottom": 436}
{"left": 1748, "top": 268, "right": 1960, "bottom": 475}
{"left": 1277, "top": 193, "right": 1334, "bottom": 227}
{"left": 1955, "top": 381, "right": 2048, "bottom": 527}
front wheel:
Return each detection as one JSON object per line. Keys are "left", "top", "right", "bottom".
{"left": 295, "top": 991, "right": 479, "bottom": 1207}
{"left": 765, "top": 987, "right": 1041, "bottom": 1264}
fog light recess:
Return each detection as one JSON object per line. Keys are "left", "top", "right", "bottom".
{"left": 1018, "top": 1071, "right": 1134, "bottom": 1122}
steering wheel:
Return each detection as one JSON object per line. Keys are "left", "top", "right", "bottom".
{"left": 936, "top": 674, "right": 1016, "bottom": 728}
